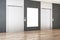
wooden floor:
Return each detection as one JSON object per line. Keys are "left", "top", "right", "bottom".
{"left": 0, "top": 30, "right": 60, "bottom": 40}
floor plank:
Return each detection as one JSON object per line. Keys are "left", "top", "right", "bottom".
{"left": 0, "top": 30, "right": 60, "bottom": 40}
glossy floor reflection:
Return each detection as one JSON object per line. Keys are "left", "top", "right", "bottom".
{"left": 0, "top": 30, "right": 60, "bottom": 40}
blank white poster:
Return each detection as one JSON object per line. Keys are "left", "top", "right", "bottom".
{"left": 27, "top": 8, "right": 38, "bottom": 27}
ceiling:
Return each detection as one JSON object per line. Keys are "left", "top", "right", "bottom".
{"left": 32, "top": 0, "right": 60, "bottom": 4}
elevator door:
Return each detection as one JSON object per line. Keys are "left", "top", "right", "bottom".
{"left": 41, "top": 8, "right": 51, "bottom": 30}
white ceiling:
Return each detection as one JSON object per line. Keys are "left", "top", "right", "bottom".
{"left": 32, "top": 0, "right": 60, "bottom": 4}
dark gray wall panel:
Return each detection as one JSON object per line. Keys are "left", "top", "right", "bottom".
{"left": 24, "top": 0, "right": 40, "bottom": 31}
{"left": 53, "top": 4, "right": 60, "bottom": 29}
{"left": 0, "top": 0, "right": 6, "bottom": 32}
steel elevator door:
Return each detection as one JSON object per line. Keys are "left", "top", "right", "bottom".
{"left": 41, "top": 8, "right": 51, "bottom": 30}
